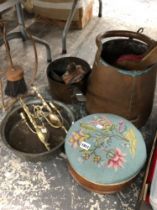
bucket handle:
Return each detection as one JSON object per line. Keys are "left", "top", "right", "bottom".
{"left": 95, "top": 29, "right": 156, "bottom": 66}
{"left": 96, "top": 29, "right": 155, "bottom": 47}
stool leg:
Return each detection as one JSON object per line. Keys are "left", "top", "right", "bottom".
{"left": 98, "top": 0, "right": 103, "bottom": 17}
{"left": 62, "top": 0, "right": 79, "bottom": 54}
{"left": 15, "top": 2, "right": 27, "bottom": 40}
{"left": 16, "top": 2, "right": 52, "bottom": 62}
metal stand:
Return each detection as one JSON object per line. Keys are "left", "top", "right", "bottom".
{"left": 62, "top": 0, "right": 103, "bottom": 54}
{"left": 98, "top": 0, "right": 103, "bottom": 17}
{"left": 0, "top": 2, "right": 52, "bottom": 62}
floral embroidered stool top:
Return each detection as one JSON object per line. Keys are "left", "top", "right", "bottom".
{"left": 65, "top": 114, "right": 147, "bottom": 193}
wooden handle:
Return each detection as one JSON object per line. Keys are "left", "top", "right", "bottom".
{"left": 1, "top": 20, "right": 38, "bottom": 87}
{"left": 1, "top": 21, "right": 14, "bottom": 68}
{"left": 136, "top": 131, "right": 157, "bottom": 209}
{"left": 0, "top": 20, "right": 38, "bottom": 110}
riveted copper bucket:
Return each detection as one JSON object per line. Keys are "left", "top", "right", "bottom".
{"left": 86, "top": 30, "right": 157, "bottom": 127}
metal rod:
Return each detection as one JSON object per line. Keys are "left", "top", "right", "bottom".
{"left": 98, "top": 0, "right": 103, "bottom": 17}
{"left": 62, "top": 0, "right": 79, "bottom": 54}
{"left": 0, "top": 1, "right": 52, "bottom": 62}
{"left": 32, "top": 35, "right": 52, "bottom": 63}
{"left": 16, "top": 2, "right": 27, "bottom": 40}
{"left": 16, "top": 2, "right": 52, "bottom": 62}
{"left": 62, "top": 0, "right": 103, "bottom": 54}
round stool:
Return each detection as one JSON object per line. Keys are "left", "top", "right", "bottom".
{"left": 65, "top": 113, "right": 147, "bottom": 194}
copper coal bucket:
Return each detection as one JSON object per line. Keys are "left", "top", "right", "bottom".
{"left": 86, "top": 30, "right": 157, "bottom": 127}
{"left": 47, "top": 57, "right": 91, "bottom": 104}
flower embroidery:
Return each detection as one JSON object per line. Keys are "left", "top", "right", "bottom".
{"left": 68, "top": 116, "right": 135, "bottom": 170}
{"left": 124, "top": 128, "right": 137, "bottom": 157}
{"left": 93, "top": 155, "right": 101, "bottom": 163}
{"left": 107, "top": 148, "right": 126, "bottom": 170}
{"left": 82, "top": 150, "right": 91, "bottom": 160}
{"left": 69, "top": 130, "right": 90, "bottom": 148}
{"left": 118, "top": 120, "right": 126, "bottom": 133}
{"left": 90, "top": 117, "right": 113, "bottom": 131}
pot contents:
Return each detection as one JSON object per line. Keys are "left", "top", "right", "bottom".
{"left": 62, "top": 62, "right": 86, "bottom": 85}
{"left": 8, "top": 118, "right": 68, "bottom": 153}
{"left": 18, "top": 86, "right": 67, "bottom": 151}
{"left": 47, "top": 56, "right": 91, "bottom": 103}
{"left": 100, "top": 39, "right": 148, "bottom": 70}
{"left": 2, "top": 87, "right": 74, "bottom": 155}
{"left": 51, "top": 61, "right": 87, "bottom": 85}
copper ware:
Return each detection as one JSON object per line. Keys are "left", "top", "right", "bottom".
{"left": 86, "top": 30, "right": 157, "bottom": 127}
{"left": 47, "top": 56, "right": 91, "bottom": 103}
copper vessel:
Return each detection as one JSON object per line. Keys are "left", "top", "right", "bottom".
{"left": 86, "top": 30, "right": 157, "bottom": 127}
{"left": 47, "top": 57, "right": 91, "bottom": 104}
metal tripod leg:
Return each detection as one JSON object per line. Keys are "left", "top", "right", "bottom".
{"left": 98, "top": 0, "right": 103, "bottom": 17}
{"left": 62, "top": 0, "right": 103, "bottom": 54}
{"left": 16, "top": 2, "right": 52, "bottom": 62}
{"left": 62, "top": 0, "right": 78, "bottom": 54}
{"left": 0, "top": 32, "right": 25, "bottom": 45}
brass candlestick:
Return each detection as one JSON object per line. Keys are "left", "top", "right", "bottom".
{"left": 32, "top": 86, "right": 67, "bottom": 133}
{"left": 19, "top": 98, "right": 50, "bottom": 151}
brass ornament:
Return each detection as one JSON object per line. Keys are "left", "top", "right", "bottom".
{"left": 19, "top": 86, "right": 67, "bottom": 150}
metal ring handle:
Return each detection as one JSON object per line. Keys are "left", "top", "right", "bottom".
{"left": 137, "top": 27, "right": 144, "bottom": 34}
